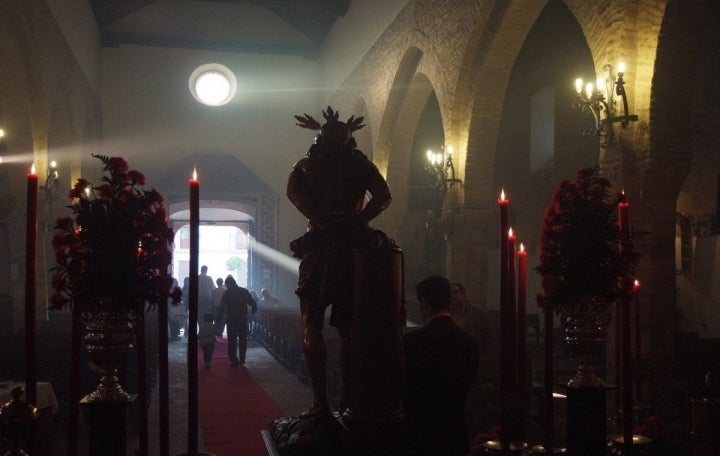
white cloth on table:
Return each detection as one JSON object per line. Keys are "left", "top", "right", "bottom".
{"left": 0, "top": 381, "right": 59, "bottom": 414}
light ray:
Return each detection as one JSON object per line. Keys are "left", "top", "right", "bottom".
{"left": 250, "top": 237, "right": 299, "bottom": 276}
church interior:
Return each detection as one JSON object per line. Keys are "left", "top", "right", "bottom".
{"left": 1, "top": 0, "right": 720, "bottom": 454}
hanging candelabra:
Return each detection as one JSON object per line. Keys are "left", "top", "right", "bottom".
{"left": 573, "top": 63, "right": 638, "bottom": 149}
{"left": 425, "top": 144, "right": 461, "bottom": 199}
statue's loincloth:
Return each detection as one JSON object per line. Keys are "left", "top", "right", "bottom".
{"left": 291, "top": 216, "right": 390, "bottom": 327}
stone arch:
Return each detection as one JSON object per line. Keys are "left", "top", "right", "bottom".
{"left": 374, "top": 46, "right": 424, "bottom": 179}
{"left": 452, "top": 1, "right": 547, "bottom": 208}
{"left": 351, "top": 97, "right": 373, "bottom": 162}
{"left": 383, "top": 72, "right": 436, "bottom": 226}
{"left": 636, "top": 0, "right": 709, "bottom": 412}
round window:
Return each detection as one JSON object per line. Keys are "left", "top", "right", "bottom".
{"left": 189, "top": 64, "right": 237, "bottom": 106}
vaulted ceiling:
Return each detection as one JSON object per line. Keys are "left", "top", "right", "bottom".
{"left": 88, "top": 0, "right": 350, "bottom": 58}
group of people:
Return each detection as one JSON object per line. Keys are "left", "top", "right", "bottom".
{"left": 167, "top": 265, "right": 281, "bottom": 369}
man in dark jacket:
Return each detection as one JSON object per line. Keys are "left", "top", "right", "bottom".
{"left": 216, "top": 275, "right": 257, "bottom": 367}
{"left": 403, "top": 275, "right": 480, "bottom": 456}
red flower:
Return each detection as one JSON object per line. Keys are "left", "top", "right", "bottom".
{"left": 51, "top": 154, "right": 179, "bottom": 314}
{"left": 535, "top": 167, "right": 645, "bottom": 314}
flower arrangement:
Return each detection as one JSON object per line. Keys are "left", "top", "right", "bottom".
{"left": 51, "top": 154, "right": 179, "bottom": 314}
{"left": 535, "top": 167, "right": 644, "bottom": 314}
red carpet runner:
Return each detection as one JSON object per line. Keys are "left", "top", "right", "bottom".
{"left": 198, "top": 338, "right": 284, "bottom": 455}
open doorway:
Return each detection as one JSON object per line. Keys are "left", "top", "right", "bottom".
{"left": 173, "top": 223, "right": 251, "bottom": 288}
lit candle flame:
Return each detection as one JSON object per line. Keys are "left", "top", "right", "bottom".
{"left": 508, "top": 227, "right": 514, "bottom": 237}
{"left": 519, "top": 243, "right": 525, "bottom": 253}
{"left": 192, "top": 167, "right": 198, "bottom": 181}
{"left": 634, "top": 279, "right": 640, "bottom": 289}
{"left": 500, "top": 189, "right": 506, "bottom": 201}
{"left": 30, "top": 163, "right": 36, "bottom": 175}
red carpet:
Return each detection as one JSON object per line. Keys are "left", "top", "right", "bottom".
{"left": 198, "top": 338, "right": 284, "bottom": 455}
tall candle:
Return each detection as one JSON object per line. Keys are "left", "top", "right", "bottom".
{"left": 517, "top": 242, "right": 527, "bottom": 439}
{"left": 622, "top": 291, "right": 633, "bottom": 444}
{"left": 633, "top": 280, "right": 642, "bottom": 404}
{"left": 25, "top": 165, "right": 38, "bottom": 407}
{"left": 497, "top": 189, "right": 510, "bottom": 448}
{"left": 616, "top": 192, "right": 629, "bottom": 413}
{"left": 188, "top": 168, "right": 200, "bottom": 454}
{"left": 618, "top": 192, "right": 629, "bottom": 237}
{"left": 614, "top": 300, "right": 622, "bottom": 415}
{"left": 508, "top": 227, "right": 517, "bottom": 384}
{"left": 158, "top": 296, "right": 170, "bottom": 456}
{"left": 543, "top": 297, "right": 554, "bottom": 453}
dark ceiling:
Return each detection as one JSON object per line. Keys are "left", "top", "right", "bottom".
{"left": 88, "top": 0, "right": 350, "bottom": 58}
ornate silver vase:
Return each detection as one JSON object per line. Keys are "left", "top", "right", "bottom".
{"left": 560, "top": 295, "right": 612, "bottom": 388}
{"left": 83, "top": 311, "right": 135, "bottom": 402}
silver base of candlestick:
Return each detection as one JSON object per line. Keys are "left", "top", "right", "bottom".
{"left": 531, "top": 443, "right": 567, "bottom": 454}
{"left": 482, "top": 440, "right": 528, "bottom": 454}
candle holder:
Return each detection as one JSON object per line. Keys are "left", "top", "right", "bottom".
{"left": 608, "top": 434, "right": 652, "bottom": 455}
{"left": 573, "top": 63, "right": 638, "bottom": 148}
{"left": 481, "top": 439, "right": 528, "bottom": 455}
{"left": 530, "top": 444, "right": 567, "bottom": 455}
{"left": 0, "top": 386, "right": 39, "bottom": 456}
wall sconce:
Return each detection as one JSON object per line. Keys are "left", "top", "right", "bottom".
{"left": 425, "top": 145, "right": 462, "bottom": 197}
{"left": 573, "top": 63, "right": 638, "bottom": 148}
{"left": 41, "top": 160, "right": 59, "bottom": 204}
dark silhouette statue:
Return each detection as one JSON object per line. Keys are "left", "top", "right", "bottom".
{"left": 286, "top": 106, "right": 392, "bottom": 416}
{"left": 270, "top": 107, "right": 405, "bottom": 455}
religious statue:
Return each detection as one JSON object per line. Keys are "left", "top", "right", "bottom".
{"left": 286, "top": 106, "right": 393, "bottom": 416}
{"left": 269, "top": 106, "right": 405, "bottom": 455}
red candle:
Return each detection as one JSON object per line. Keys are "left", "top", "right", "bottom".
{"left": 188, "top": 168, "right": 200, "bottom": 454}
{"left": 508, "top": 227, "right": 517, "bottom": 351}
{"left": 616, "top": 192, "right": 629, "bottom": 412}
{"left": 618, "top": 192, "right": 629, "bottom": 237}
{"left": 542, "top": 297, "right": 554, "bottom": 453}
{"left": 517, "top": 242, "right": 527, "bottom": 438}
{"left": 25, "top": 165, "right": 38, "bottom": 407}
{"left": 633, "top": 280, "right": 642, "bottom": 403}
{"left": 622, "top": 287, "right": 634, "bottom": 444}
{"left": 507, "top": 227, "right": 519, "bottom": 439}
{"left": 497, "top": 190, "right": 510, "bottom": 448}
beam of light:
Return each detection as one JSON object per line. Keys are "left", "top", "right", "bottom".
{"left": 250, "top": 236, "right": 299, "bottom": 276}
{"left": 0, "top": 152, "right": 36, "bottom": 164}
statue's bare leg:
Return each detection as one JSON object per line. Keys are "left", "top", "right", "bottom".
{"left": 336, "top": 323, "right": 351, "bottom": 411}
{"left": 300, "top": 298, "right": 329, "bottom": 415}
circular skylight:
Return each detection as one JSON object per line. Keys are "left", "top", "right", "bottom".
{"left": 189, "top": 64, "right": 237, "bottom": 106}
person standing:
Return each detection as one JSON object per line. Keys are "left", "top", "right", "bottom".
{"left": 450, "top": 282, "right": 493, "bottom": 354}
{"left": 259, "top": 288, "right": 279, "bottom": 309}
{"left": 450, "top": 281, "right": 495, "bottom": 435}
{"left": 215, "top": 275, "right": 257, "bottom": 367}
{"left": 198, "top": 265, "right": 215, "bottom": 318}
{"left": 198, "top": 313, "right": 217, "bottom": 369}
{"left": 403, "top": 275, "right": 480, "bottom": 456}
{"left": 167, "top": 278, "right": 185, "bottom": 341}
{"left": 181, "top": 277, "right": 190, "bottom": 337}
{"left": 211, "top": 277, "right": 226, "bottom": 334}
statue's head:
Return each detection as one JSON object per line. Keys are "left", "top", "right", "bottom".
{"left": 295, "top": 106, "right": 364, "bottom": 146}
{"left": 320, "top": 120, "right": 351, "bottom": 145}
